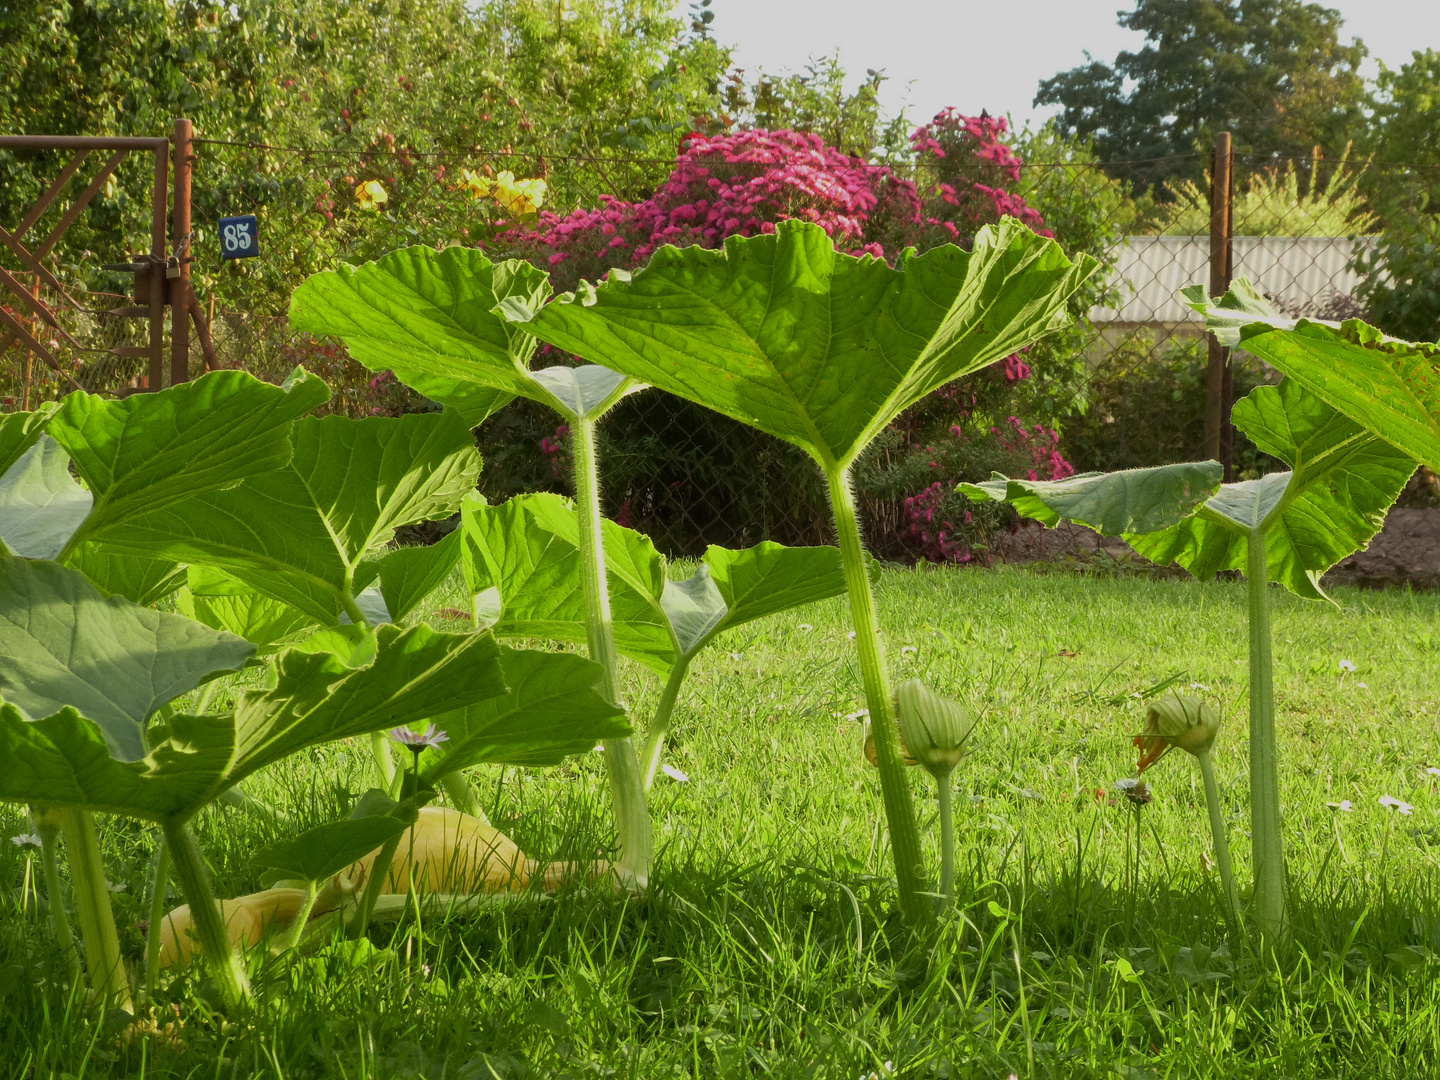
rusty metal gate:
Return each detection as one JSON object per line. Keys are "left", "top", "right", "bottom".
{"left": 0, "top": 118, "right": 214, "bottom": 404}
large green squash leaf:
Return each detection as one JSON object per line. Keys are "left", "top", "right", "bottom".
{"left": 251, "top": 816, "right": 409, "bottom": 883}
{"left": 176, "top": 567, "right": 320, "bottom": 650}
{"left": 0, "top": 436, "right": 92, "bottom": 559}
{"left": 67, "top": 544, "right": 188, "bottom": 607}
{"left": 352, "top": 529, "right": 463, "bottom": 624}
{"left": 960, "top": 462, "right": 1223, "bottom": 535}
{"left": 1129, "top": 381, "right": 1415, "bottom": 599}
{"left": 0, "top": 403, "right": 57, "bottom": 478}
{"left": 462, "top": 492, "right": 674, "bottom": 674}
{"left": 45, "top": 369, "right": 329, "bottom": 554}
{"left": 0, "top": 559, "right": 254, "bottom": 761}
{"left": 686, "top": 541, "right": 849, "bottom": 648}
{"left": 420, "top": 646, "right": 630, "bottom": 775}
{"left": 967, "top": 381, "right": 1414, "bottom": 601}
{"left": 231, "top": 625, "right": 505, "bottom": 782}
{"left": 0, "top": 436, "right": 203, "bottom": 606}
{"left": 1184, "top": 280, "right": 1440, "bottom": 471}
{"left": 461, "top": 493, "right": 847, "bottom": 676}
{"left": 0, "top": 623, "right": 507, "bottom": 821}
{"left": 504, "top": 219, "right": 1099, "bottom": 470}
{"left": 289, "top": 246, "right": 641, "bottom": 425}
{"left": 103, "top": 411, "right": 481, "bottom": 625}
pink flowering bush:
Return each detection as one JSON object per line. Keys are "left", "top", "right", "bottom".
{"left": 539, "top": 423, "right": 572, "bottom": 478}
{"left": 478, "top": 115, "right": 1074, "bottom": 560}
{"left": 903, "top": 109, "right": 1050, "bottom": 248}
{"left": 855, "top": 372, "right": 1076, "bottom": 565}
{"left": 499, "top": 129, "right": 905, "bottom": 290}
{"left": 497, "top": 117, "right": 1047, "bottom": 292}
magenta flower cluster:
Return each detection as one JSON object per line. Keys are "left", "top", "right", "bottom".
{"left": 504, "top": 129, "right": 904, "bottom": 280}
{"left": 904, "top": 481, "right": 976, "bottom": 564}
{"left": 500, "top": 114, "right": 1049, "bottom": 293}
{"left": 908, "top": 109, "right": 1050, "bottom": 241}
{"left": 991, "top": 415, "right": 1075, "bottom": 483}
{"left": 900, "top": 414, "right": 1075, "bottom": 565}
{"left": 540, "top": 423, "right": 571, "bottom": 478}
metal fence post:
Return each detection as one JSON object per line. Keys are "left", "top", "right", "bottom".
{"left": 1204, "top": 131, "right": 1234, "bottom": 476}
{"left": 171, "top": 117, "right": 194, "bottom": 386}
{"left": 148, "top": 141, "right": 169, "bottom": 392}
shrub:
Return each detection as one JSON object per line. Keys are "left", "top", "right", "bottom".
{"left": 1147, "top": 148, "right": 1377, "bottom": 237}
{"left": 1062, "top": 332, "right": 1280, "bottom": 476}
{"left": 1354, "top": 202, "right": 1440, "bottom": 345}
{"left": 481, "top": 116, "right": 1071, "bottom": 558}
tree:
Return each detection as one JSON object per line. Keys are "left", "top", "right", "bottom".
{"left": 711, "top": 56, "right": 911, "bottom": 162}
{"left": 0, "top": 0, "right": 728, "bottom": 158}
{"left": 1034, "top": 0, "right": 1368, "bottom": 178}
{"left": 0, "top": 0, "right": 731, "bottom": 309}
{"left": 1366, "top": 49, "right": 1440, "bottom": 166}
{"left": 1354, "top": 50, "right": 1440, "bottom": 343}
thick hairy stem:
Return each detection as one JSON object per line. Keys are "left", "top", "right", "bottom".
{"left": 144, "top": 837, "right": 171, "bottom": 998}
{"left": 572, "top": 416, "right": 652, "bottom": 887}
{"left": 937, "top": 775, "right": 955, "bottom": 910}
{"left": 340, "top": 587, "right": 369, "bottom": 628}
{"left": 193, "top": 678, "right": 222, "bottom": 715}
{"left": 281, "top": 881, "right": 320, "bottom": 953}
{"left": 641, "top": 658, "right": 691, "bottom": 791}
{"left": 160, "top": 820, "right": 250, "bottom": 1007}
{"left": 438, "top": 772, "right": 490, "bottom": 824}
{"left": 370, "top": 732, "right": 398, "bottom": 793}
{"left": 1246, "top": 529, "right": 1286, "bottom": 949}
{"left": 353, "top": 831, "right": 404, "bottom": 938}
{"left": 1197, "top": 749, "right": 1242, "bottom": 938}
{"left": 827, "top": 467, "right": 934, "bottom": 933}
{"left": 32, "top": 808, "right": 81, "bottom": 986}
{"left": 59, "top": 809, "right": 133, "bottom": 1012}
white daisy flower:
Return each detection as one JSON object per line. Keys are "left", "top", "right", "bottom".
{"left": 1379, "top": 795, "right": 1414, "bottom": 815}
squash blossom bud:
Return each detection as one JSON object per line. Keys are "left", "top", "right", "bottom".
{"left": 1134, "top": 691, "right": 1221, "bottom": 772}
{"left": 894, "top": 678, "right": 974, "bottom": 780}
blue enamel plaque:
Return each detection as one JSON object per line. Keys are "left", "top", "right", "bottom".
{"left": 218, "top": 215, "right": 260, "bottom": 259}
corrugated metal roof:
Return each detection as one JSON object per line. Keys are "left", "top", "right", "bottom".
{"left": 1089, "top": 236, "right": 1375, "bottom": 324}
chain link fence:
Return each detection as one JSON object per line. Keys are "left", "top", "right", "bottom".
{"left": 4, "top": 133, "right": 1437, "bottom": 556}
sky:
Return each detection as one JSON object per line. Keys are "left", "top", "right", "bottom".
{"left": 695, "top": 0, "right": 1440, "bottom": 133}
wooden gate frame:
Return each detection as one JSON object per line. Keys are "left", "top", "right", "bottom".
{"left": 0, "top": 118, "right": 214, "bottom": 397}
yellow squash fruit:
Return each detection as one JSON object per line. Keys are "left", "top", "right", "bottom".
{"left": 347, "top": 806, "right": 610, "bottom": 894}
{"left": 159, "top": 888, "right": 311, "bottom": 968}
{"left": 159, "top": 809, "right": 612, "bottom": 967}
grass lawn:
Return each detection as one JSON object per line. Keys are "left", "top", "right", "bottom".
{"left": 4, "top": 565, "right": 1439, "bottom": 1079}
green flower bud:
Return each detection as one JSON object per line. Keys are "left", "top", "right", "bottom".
{"left": 1134, "top": 691, "right": 1221, "bottom": 771}
{"left": 894, "top": 679, "right": 975, "bottom": 780}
